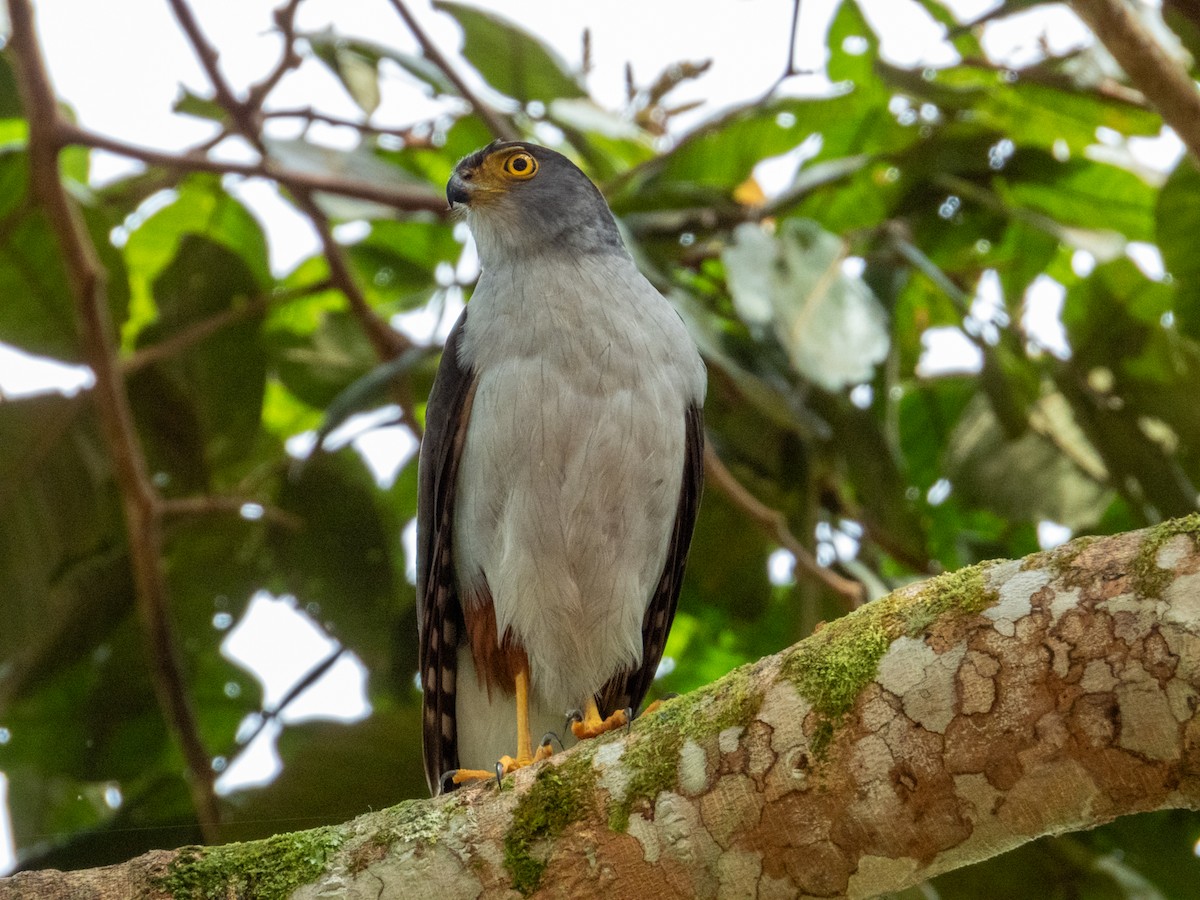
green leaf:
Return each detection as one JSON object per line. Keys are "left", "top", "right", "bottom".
{"left": 137, "top": 235, "right": 268, "bottom": 472}
{"left": 998, "top": 156, "right": 1157, "bottom": 243}
{"left": 268, "top": 310, "right": 378, "bottom": 409}
{"left": 346, "top": 219, "right": 460, "bottom": 310}
{"left": 1156, "top": 157, "right": 1200, "bottom": 338}
{"left": 923, "top": 66, "right": 1161, "bottom": 153}
{"left": 123, "top": 175, "right": 270, "bottom": 346}
{"left": 433, "top": 0, "right": 584, "bottom": 103}
{"left": 172, "top": 87, "right": 226, "bottom": 123}
{"left": 945, "top": 393, "right": 1111, "bottom": 529}
{"left": 271, "top": 450, "right": 400, "bottom": 672}
{"left": 0, "top": 152, "right": 81, "bottom": 359}
{"left": 0, "top": 397, "right": 131, "bottom": 707}
{"left": 307, "top": 30, "right": 381, "bottom": 115}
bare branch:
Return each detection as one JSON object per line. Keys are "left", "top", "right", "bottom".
{"left": 164, "top": 0, "right": 264, "bottom": 148}
{"left": 704, "top": 442, "right": 866, "bottom": 607}
{"left": 58, "top": 122, "right": 448, "bottom": 212}
{"left": 1070, "top": 0, "right": 1200, "bottom": 162}
{"left": 386, "top": 0, "right": 520, "bottom": 142}
{"left": 262, "top": 107, "right": 436, "bottom": 143}
{"left": 6, "top": 0, "right": 221, "bottom": 842}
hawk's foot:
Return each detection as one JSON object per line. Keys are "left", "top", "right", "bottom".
{"left": 568, "top": 701, "right": 631, "bottom": 740}
{"left": 443, "top": 737, "right": 555, "bottom": 789}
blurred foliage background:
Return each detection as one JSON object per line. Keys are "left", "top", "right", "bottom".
{"left": 2, "top": 0, "right": 1200, "bottom": 895}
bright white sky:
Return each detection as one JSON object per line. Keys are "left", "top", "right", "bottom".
{"left": 1, "top": 0, "right": 1182, "bottom": 873}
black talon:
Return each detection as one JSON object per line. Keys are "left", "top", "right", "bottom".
{"left": 623, "top": 706, "right": 634, "bottom": 733}
{"left": 541, "top": 731, "right": 564, "bottom": 751}
{"left": 563, "top": 708, "right": 583, "bottom": 733}
{"left": 439, "top": 769, "right": 460, "bottom": 793}
{"left": 495, "top": 761, "right": 505, "bottom": 789}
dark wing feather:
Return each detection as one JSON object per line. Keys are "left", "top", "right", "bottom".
{"left": 416, "top": 309, "right": 476, "bottom": 795}
{"left": 598, "top": 402, "right": 704, "bottom": 716}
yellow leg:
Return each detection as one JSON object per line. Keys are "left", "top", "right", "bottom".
{"left": 570, "top": 697, "right": 629, "bottom": 740}
{"left": 450, "top": 663, "right": 553, "bottom": 787}
{"left": 514, "top": 667, "right": 533, "bottom": 762}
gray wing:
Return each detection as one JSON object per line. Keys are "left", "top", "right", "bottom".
{"left": 597, "top": 402, "right": 704, "bottom": 717}
{"left": 416, "top": 308, "right": 476, "bottom": 795}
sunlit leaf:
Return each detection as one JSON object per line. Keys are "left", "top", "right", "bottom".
{"left": 723, "top": 220, "right": 889, "bottom": 390}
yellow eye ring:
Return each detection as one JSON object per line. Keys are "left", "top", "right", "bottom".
{"left": 502, "top": 152, "right": 538, "bottom": 179}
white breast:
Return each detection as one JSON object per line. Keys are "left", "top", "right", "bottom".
{"left": 453, "top": 253, "right": 705, "bottom": 713}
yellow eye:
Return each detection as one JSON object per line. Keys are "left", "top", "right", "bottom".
{"left": 502, "top": 152, "right": 538, "bottom": 179}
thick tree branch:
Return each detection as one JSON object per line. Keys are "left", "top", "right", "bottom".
{"left": 7, "top": 518, "right": 1199, "bottom": 897}
{"left": 1070, "top": 0, "right": 1200, "bottom": 161}
{"left": 5, "top": 0, "right": 221, "bottom": 842}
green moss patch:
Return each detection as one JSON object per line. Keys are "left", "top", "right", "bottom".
{"left": 154, "top": 826, "right": 345, "bottom": 900}
{"left": 609, "top": 664, "right": 761, "bottom": 834}
{"left": 781, "top": 560, "right": 1001, "bottom": 758}
{"left": 1131, "top": 514, "right": 1200, "bottom": 599}
{"left": 504, "top": 752, "right": 598, "bottom": 895}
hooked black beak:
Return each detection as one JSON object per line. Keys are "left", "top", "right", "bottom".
{"left": 446, "top": 173, "right": 470, "bottom": 208}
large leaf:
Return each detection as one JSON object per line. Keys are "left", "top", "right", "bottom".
{"left": 997, "top": 156, "right": 1157, "bottom": 243}
{"left": 123, "top": 175, "right": 270, "bottom": 345}
{"left": 0, "top": 397, "right": 130, "bottom": 709}
{"left": 945, "top": 393, "right": 1111, "bottom": 529}
{"left": 433, "top": 0, "right": 585, "bottom": 103}
{"left": 0, "top": 152, "right": 79, "bottom": 359}
{"left": 270, "top": 450, "right": 400, "bottom": 673}
{"left": 722, "top": 219, "right": 889, "bottom": 390}
{"left": 134, "top": 235, "right": 268, "bottom": 474}
{"left": 909, "top": 65, "right": 1162, "bottom": 154}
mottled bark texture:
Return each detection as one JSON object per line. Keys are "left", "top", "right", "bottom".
{"left": 5, "top": 518, "right": 1200, "bottom": 899}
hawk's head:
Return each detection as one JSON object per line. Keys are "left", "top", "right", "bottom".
{"left": 446, "top": 141, "right": 623, "bottom": 266}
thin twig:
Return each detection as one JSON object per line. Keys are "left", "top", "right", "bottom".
{"left": 122, "top": 279, "right": 334, "bottom": 373}
{"left": 244, "top": 0, "right": 306, "bottom": 110}
{"left": 58, "top": 122, "right": 447, "bottom": 212}
{"left": 1069, "top": 0, "right": 1200, "bottom": 162}
{"left": 165, "top": 0, "right": 264, "bottom": 148}
{"left": 6, "top": 0, "right": 221, "bottom": 842}
{"left": 703, "top": 443, "right": 866, "bottom": 608}
{"left": 759, "top": 0, "right": 811, "bottom": 102}
{"left": 162, "top": 496, "right": 305, "bottom": 531}
{"left": 262, "top": 107, "right": 436, "bottom": 144}
{"left": 386, "top": 0, "right": 519, "bottom": 141}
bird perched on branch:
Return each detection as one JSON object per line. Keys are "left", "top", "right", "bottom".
{"left": 416, "top": 141, "right": 706, "bottom": 793}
